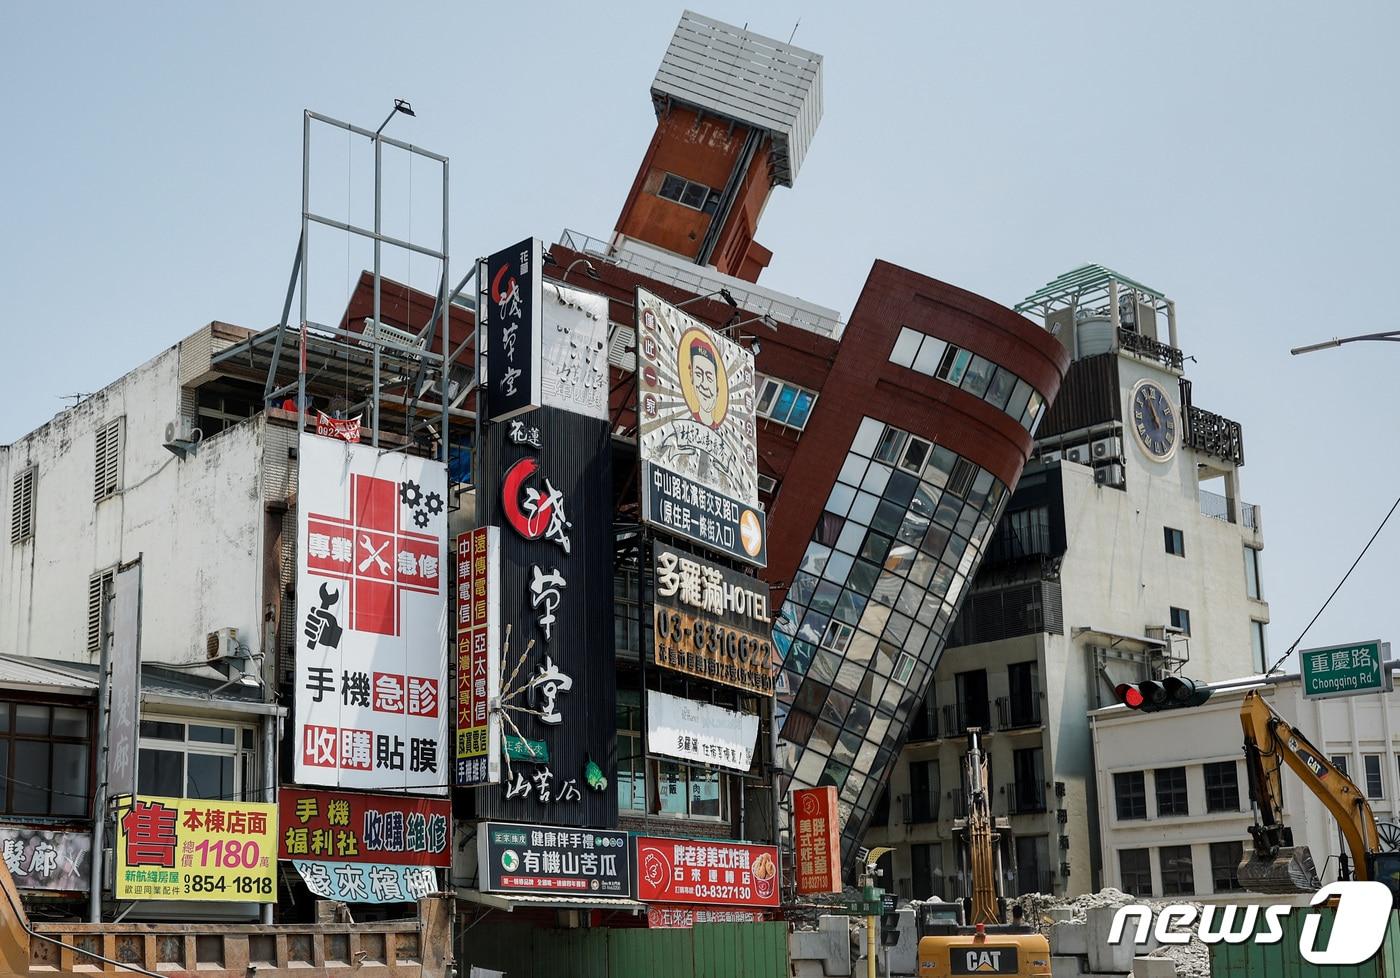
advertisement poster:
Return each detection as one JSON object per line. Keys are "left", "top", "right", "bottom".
{"left": 647, "top": 689, "right": 759, "bottom": 772}
{"left": 540, "top": 283, "right": 610, "bottom": 420}
{"left": 116, "top": 796, "right": 277, "bottom": 901}
{"left": 277, "top": 788, "right": 451, "bottom": 866}
{"left": 646, "top": 905, "right": 768, "bottom": 929}
{"left": 650, "top": 541, "right": 774, "bottom": 694}
{"left": 634, "top": 836, "right": 779, "bottom": 908}
{"left": 482, "top": 237, "right": 543, "bottom": 423}
{"left": 0, "top": 828, "right": 91, "bottom": 892}
{"left": 641, "top": 461, "right": 767, "bottom": 566}
{"left": 478, "top": 822, "right": 631, "bottom": 897}
{"left": 794, "top": 786, "right": 842, "bottom": 894}
{"left": 293, "top": 861, "right": 438, "bottom": 904}
{"left": 456, "top": 527, "right": 502, "bottom": 786}
{"left": 294, "top": 433, "right": 450, "bottom": 793}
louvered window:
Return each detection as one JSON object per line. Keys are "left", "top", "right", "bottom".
{"left": 10, "top": 467, "right": 35, "bottom": 544}
{"left": 87, "top": 568, "right": 114, "bottom": 655}
{"left": 94, "top": 418, "right": 123, "bottom": 500}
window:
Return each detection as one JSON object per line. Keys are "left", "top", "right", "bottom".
{"left": 1204, "top": 761, "right": 1240, "bottom": 813}
{"left": 94, "top": 417, "right": 124, "bottom": 500}
{"left": 1169, "top": 606, "right": 1191, "bottom": 636}
{"left": 955, "top": 669, "right": 990, "bottom": 731}
{"left": 656, "top": 172, "right": 718, "bottom": 213}
{"left": 1012, "top": 748, "right": 1045, "bottom": 813}
{"left": 909, "top": 760, "right": 939, "bottom": 823}
{"left": 138, "top": 718, "right": 257, "bottom": 801}
{"left": 0, "top": 701, "right": 91, "bottom": 816}
{"left": 756, "top": 377, "right": 818, "bottom": 431}
{"left": 1210, "top": 841, "right": 1243, "bottom": 893}
{"left": 1015, "top": 835, "right": 1050, "bottom": 896}
{"left": 1115, "top": 771, "right": 1147, "bottom": 820}
{"left": 1332, "top": 755, "right": 1350, "bottom": 777}
{"left": 1363, "top": 754, "right": 1384, "bottom": 799}
{"left": 757, "top": 473, "right": 779, "bottom": 495}
{"left": 1119, "top": 848, "right": 1152, "bottom": 896}
{"left": 912, "top": 842, "right": 942, "bottom": 900}
{"left": 1250, "top": 621, "right": 1267, "bottom": 673}
{"left": 1163, "top": 527, "right": 1184, "bottom": 557}
{"left": 1155, "top": 767, "right": 1189, "bottom": 817}
{"left": 87, "top": 567, "right": 115, "bottom": 656}
{"left": 1243, "top": 547, "right": 1262, "bottom": 599}
{"left": 1006, "top": 661, "right": 1040, "bottom": 727}
{"left": 617, "top": 690, "right": 646, "bottom": 812}
{"left": 1159, "top": 845, "right": 1196, "bottom": 897}
{"left": 10, "top": 467, "right": 35, "bottom": 544}
{"left": 656, "top": 760, "right": 726, "bottom": 819}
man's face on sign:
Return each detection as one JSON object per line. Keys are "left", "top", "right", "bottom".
{"left": 691, "top": 350, "right": 718, "bottom": 414}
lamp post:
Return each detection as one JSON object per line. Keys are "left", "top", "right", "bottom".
{"left": 1290, "top": 330, "right": 1400, "bottom": 356}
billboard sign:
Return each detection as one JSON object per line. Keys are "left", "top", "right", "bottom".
{"left": 456, "top": 527, "right": 502, "bottom": 786}
{"left": 0, "top": 827, "right": 91, "bottom": 892}
{"left": 540, "top": 282, "right": 610, "bottom": 420}
{"left": 651, "top": 540, "right": 774, "bottom": 695}
{"left": 647, "top": 905, "right": 768, "bottom": 928}
{"left": 794, "top": 786, "right": 842, "bottom": 894}
{"left": 294, "top": 433, "right": 449, "bottom": 793}
{"left": 482, "top": 238, "right": 543, "bottom": 423}
{"left": 277, "top": 788, "right": 451, "bottom": 867}
{"left": 293, "top": 860, "right": 438, "bottom": 904}
{"left": 116, "top": 796, "right": 277, "bottom": 901}
{"left": 1300, "top": 640, "right": 1391, "bottom": 700}
{"left": 634, "top": 836, "right": 780, "bottom": 908}
{"left": 478, "top": 822, "right": 631, "bottom": 897}
{"left": 647, "top": 689, "right": 759, "bottom": 772}
{"left": 641, "top": 461, "right": 767, "bottom": 566}
{"left": 106, "top": 561, "right": 141, "bottom": 801}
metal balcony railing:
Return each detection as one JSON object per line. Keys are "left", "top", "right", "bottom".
{"left": 1199, "top": 488, "right": 1259, "bottom": 530}
{"left": 1004, "top": 781, "right": 1048, "bottom": 816}
{"left": 901, "top": 792, "right": 941, "bottom": 825}
{"left": 995, "top": 695, "right": 1043, "bottom": 731}
{"left": 941, "top": 702, "right": 992, "bottom": 738}
{"left": 1118, "top": 326, "right": 1184, "bottom": 371}
{"left": 947, "top": 790, "right": 968, "bottom": 819}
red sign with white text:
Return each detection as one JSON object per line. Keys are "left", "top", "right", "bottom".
{"left": 647, "top": 905, "right": 768, "bottom": 928}
{"left": 278, "top": 789, "right": 450, "bottom": 867}
{"left": 635, "top": 836, "right": 779, "bottom": 908}
{"left": 795, "top": 786, "right": 842, "bottom": 894}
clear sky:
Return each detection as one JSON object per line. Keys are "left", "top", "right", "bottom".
{"left": 4, "top": 2, "right": 1397, "bottom": 671}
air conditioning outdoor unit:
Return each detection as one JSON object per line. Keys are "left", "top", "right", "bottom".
{"left": 1094, "top": 464, "right": 1124, "bottom": 487}
{"left": 363, "top": 318, "right": 426, "bottom": 358}
{"left": 1064, "top": 446, "right": 1087, "bottom": 465}
{"left": 1040, "top": 449, "right": 1062, "bottom": 463}
{"left": 207, "top": 627, "right": 241, "bottom": 662}
{"left": 1091, "top": 436, "right": 1121, "bottom": 460}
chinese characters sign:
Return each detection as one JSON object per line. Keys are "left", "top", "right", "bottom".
{"left": 540, "top": 283, "right": 609, "bottom": 420}
{"left": 478, "top": 822, "right": 630, "bottom": 897}
{"left": 315, "top": 411, "right": 362, "bottom": 443}
{"left": 482, "top": 237, "right": 543, "bottom": 423}
{"left": 794, "top": 786, "right": 842, "bottom": 894}
{"left": 456, "top": 527, "right": 502, "bottom": 786}
{"left": 293, "top": 860, "right": 437, "bottom": 905}
{"left": 294, "top": 434, "right": 449, "bottom": 793}
{"left": 0, "top": 828, "right": 90, "bottom": 892}
{"left": 643, "top": 463, "right": 767, "bottom": 566}
{"left": 651, "top": 541, "right": 774, "bottom": 695}
{"left": 647, "top": 689, "right": 758, "bottom": 773}
{"left": 1300, "top": 640, "right": 1391, "bottom": 700}
{"left": 116, "top": 796, "right": 277, "bottom": 901}
{"left": 634, "top": 836, "right": 779, "bottom": 908}
{"left": 647, "top": 906, "right": 768, "bottom": 929}
{"left": 277, "top": 789, "right": 451, "bottom": 867}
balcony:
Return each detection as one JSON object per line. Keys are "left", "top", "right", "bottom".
{"left": 942, "top": 702, "right": 993, "bottom": 738}
{"left": 1118, "top": 326, "right": 1184, "bottom": 371}
{"left": 947, "top": 789, "right": 968, "bottom": 819}
{"left": 1183, "top": 405, "right": 1245, "bottom": 465}
{"left": 1199, "top": 488, "right": 1259, "bottom": 530}
{"left": 1003, "top": 781, "right": 1048, "bottom": 816}
{"left": 995, "top": 695, "right": 1043, "bottom": 731}
{"left": 901, "top": 792, "right": 941, "bottom": 825}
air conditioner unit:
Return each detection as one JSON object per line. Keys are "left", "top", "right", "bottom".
{"left": 1040, "top": 449, "right": 1062, "bottom": 463}
{"left": 162, "top": 420, "right": 204, "bottom": 460}
{"left": 206, "top": 627, "right": 241, "bottom": 662}
{"left": 363, "top": 318, "right": 426, "bottom": 358}
{"left": 1094, "top": 464, "right": 1124, "bottom": 487}
{"left": 1091, "top": 436, "right": 1121, "bottom": 460}
{"left": 1064, "top": 446, "right": 1087, "bottom": 465}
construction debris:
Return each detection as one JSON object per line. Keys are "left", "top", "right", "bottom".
{"left": 1014, "top": 888, "right": 1210, "bottom": 978}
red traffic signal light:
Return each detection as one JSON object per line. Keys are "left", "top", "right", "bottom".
{"left": 1116, "top": 678, "right": 1212, "bottom": 712}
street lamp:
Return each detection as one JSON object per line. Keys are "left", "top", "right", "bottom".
{"left": 1290, "top": 330, "right": 1400, "bottom": 356}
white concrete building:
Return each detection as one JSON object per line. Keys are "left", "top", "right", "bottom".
{"left": 1090, "top": 669, "right": 1400, "bottom": 903}
{"left": 864, "top": 266, "right": 1270, "bottom": 900}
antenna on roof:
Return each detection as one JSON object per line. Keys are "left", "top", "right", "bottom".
{"left": 58, "top": 393, "right": 91, "bottom": 407}
{"left": 788, "top": 19, "right": 800, "bottom": 44}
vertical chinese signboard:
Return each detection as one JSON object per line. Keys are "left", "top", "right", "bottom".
{"left": 456, "top": 527, "right": 501, "bottom": 786}
{"left": 635, "top": 836, "right": 780, "bottom": 908}
{"left": 116, "top": 796, "right": 277, "bottom": 901}
{"left": 481, "top": 238, "right": 543, "bottom": 423}
{"left": 635, "top": 288, "right": 766, "bottom": 566}
{"left": 279, "top": 788, "right": 448, "bottom": 903}
{"left": 794, "top": 786, "right": 842, "bottom": 894}
{"left": 294, "top": 433, "right": 450, "bottom": 793}
{"left": 471, "top": 278, "right": 615, "bottom": 827}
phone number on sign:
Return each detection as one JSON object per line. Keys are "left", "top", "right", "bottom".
{"left": 184, "top": 874, "right": 273, "bottom": 896}
{"left": 688, "top": 883, "right": 754, "bottom": 902}
{"left": 652, "top": 608, "right": 770, "bottom": 664}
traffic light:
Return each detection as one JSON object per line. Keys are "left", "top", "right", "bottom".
{"left": 1115, "top": 677, "right": 1212, "bottom": 712}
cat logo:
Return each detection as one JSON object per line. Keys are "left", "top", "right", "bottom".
{"left": 950, "top": 946, "right": 1019, "bottom": 974}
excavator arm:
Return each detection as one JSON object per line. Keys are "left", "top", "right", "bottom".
{"left": 962, "top": 729, "right": 1001, "bottom": 927}
{"left": 1238, "top": 689, "right": 1382, "bottom": 892}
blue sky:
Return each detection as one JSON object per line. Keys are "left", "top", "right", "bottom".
{"left": 4, "top": 2, "right": 1398, "bottom": 670}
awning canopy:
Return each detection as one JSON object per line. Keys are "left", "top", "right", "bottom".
{"left": 458, "top": 889, "right": 646, "bottom": 914}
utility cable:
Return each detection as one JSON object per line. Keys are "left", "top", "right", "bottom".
{"left": 1266, "top": 491, "right": 1400, "bottom": 675}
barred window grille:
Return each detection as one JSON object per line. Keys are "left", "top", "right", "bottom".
{"left": 87, "top": 568, "right": 115, "bottom": 655}
{"left": 10, "top": 467, "right": 35, "bottom": 544}
{"left": 94, "top": 418, "right": 124, "bottom": 500}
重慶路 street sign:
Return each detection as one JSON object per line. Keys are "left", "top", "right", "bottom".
{"left": 1299, "top": 640, "right": 1391, "bottom": 700}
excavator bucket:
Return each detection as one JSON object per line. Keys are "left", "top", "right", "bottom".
{"left": 1237, "top": 845, "right": 1321, "bottom": 894}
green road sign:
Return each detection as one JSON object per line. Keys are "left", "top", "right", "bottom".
{"left": 1299, "top": 640, "right": 1391, "bottom": 700}
{"left": 505, "top": 735, "right": 550, "bottom": 762}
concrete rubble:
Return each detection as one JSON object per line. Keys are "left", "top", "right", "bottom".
{"left": 1016, "top": 889, "right": 1210, "bottom": 978}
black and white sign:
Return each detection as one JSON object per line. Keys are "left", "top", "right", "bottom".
{"left": 647, "top": 690, "right": 759, "bottom": 773}
{"left": 541, "top": 283, "right": 609, "bottom": 420}
{"left": 482, "top": 238, "right": 543, "bottom": 423}
{"left": 477, "top": 821, "right": 631, "bottom": 897}
{"left": 642, "top": 462, "right": 767, "bottom": 567}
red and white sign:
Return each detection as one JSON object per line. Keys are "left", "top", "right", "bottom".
{"left": 794, "top": 786, "right": 842, "bottom": 894}
{"left": 455, "top": 527, "right": 501, "bottom": 787}
{"left": 294, "top": 433, "right": 449, "bottom": 793}
{"left": 315, "top": 411, "right": 362, "bottom": 443}
{"left": 635, "top": 836, "right": 779, "bottom": 908}
{"left": 646, "top": 905, "right": 768, "bottom": 929}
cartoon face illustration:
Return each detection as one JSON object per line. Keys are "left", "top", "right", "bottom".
{"left": 677, "top": 328, "right": 729, "bottom": 429}
{"left": 690, "top": 342, "right": 719, "bottom": 420}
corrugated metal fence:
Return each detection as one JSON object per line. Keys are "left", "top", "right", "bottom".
{"left": 461, "top": 921, "right": 789, "bottom": 978}
{"left": 1210, "top": 907, "right": 1400, "bottom": 978}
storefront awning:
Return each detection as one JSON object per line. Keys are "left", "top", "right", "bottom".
{"left": 458, "top": 890, "right": 646, "bottom": 914}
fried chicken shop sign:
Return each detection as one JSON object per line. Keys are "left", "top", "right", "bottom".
{"left": 635, "top": 836, "right": 779, "bottom": 908}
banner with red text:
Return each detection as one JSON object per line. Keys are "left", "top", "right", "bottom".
{"left": 634, "top": 836, "right": 779, "bottom": 908}
{"left": 278, "top": 788, "right": 450, "bottom": 867}
{"left": 794, "top": 786, "right": 842, "bottom": 894}
{"left": 116, "top": 796, "right": 277, "bottom": 902}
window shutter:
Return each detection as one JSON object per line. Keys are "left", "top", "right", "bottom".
{"left": 87, "top": 569, "right": 113, "bottom": 655}
{"left": 94, "top": 419, "right": 122, "bottom": 500}
{"left": 10, "top": 468, "right": 35, "bottom": 543}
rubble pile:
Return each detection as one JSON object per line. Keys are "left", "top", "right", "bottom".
{"left": 1015, "top": 888, "right": 1210, "bottom": 978}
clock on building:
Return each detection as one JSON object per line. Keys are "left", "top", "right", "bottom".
{"left": 1130, "top": 379, "right": 1178, "bottom": 461}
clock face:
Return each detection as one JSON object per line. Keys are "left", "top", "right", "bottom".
{"left": 1131, "top": 380, "right": 1178, "bottom": 461}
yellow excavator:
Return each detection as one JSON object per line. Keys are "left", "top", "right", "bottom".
{"left": 1238, "top": 688, "right": 1400, "bottom": 904}
{"left": 918, "top": 729, "right": 1052, "bottom": 977}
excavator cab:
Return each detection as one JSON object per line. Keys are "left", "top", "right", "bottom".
{"left": 1367, "top": 852, "right": 1400, "bottom": 909}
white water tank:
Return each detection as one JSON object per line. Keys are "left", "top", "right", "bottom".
{"left": 1076, "top": 313, "right": 1115, "bottom": 357}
